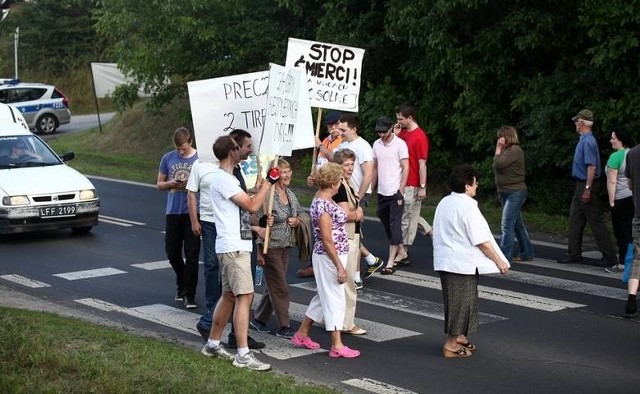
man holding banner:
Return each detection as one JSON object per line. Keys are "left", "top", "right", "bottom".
{"left": 201, "top": 135, "right": 279, "bottom": 371}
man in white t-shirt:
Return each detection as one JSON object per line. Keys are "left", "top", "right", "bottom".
{"left": 200, "top": 135, "right": 278, "bottom": 371}
{"left": 371, "top": 116, "right": 409, "bottom": 274}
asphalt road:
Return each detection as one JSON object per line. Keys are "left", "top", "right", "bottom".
{"left": 1, "top": 177, "right": 639, "bottom": 393}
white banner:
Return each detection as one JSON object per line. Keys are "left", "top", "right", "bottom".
{"left": 260, "top": 64, "right": 310, "bottom": 156}
{"left": 187, "top": 70, "right": 314, "bottom": 183}
{"left": 285, "top": 38, "right": 365, "bottom": 112}
{"left": 90, "top": 63, "right": 150, "bottom": 98}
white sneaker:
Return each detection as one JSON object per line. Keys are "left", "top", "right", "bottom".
{"left": 201, "top": 344, "right": 234, "bottom": 360}
{"left": 232, "top": 352, "right": 271, "bottom": 371}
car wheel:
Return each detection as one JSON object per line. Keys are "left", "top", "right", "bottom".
{"left": 71, "top": 226, "right": 93, "bottom": 234}
{"left": 36, "top": 114, "right": 58, "bottom": 134}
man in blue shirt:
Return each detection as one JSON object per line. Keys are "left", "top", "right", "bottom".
{"left": 557, "top": 109, "right": 616, "bottom": 266}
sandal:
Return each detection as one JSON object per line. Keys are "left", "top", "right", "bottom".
{"left": 393, "top": 259, "right": 411, "bottom": 267}
{"left": 329, "top": 346, "right": 360, "bottom": 358}
{"left": 442, "top": 347, "right": 472, "bottom": 358}
{"left": 291, "top": 333, "right": 320, "bottom": 349}
{"left": 381, "top": 267, "right": 395, "bottom": 275}
{"left": 457, "top": 341, "right": 476, "bottom": 352}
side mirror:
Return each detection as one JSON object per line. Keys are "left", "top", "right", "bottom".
{"left": 60, "top": 152, "right": 75, "bottom": 162}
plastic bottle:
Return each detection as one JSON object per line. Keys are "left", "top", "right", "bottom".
{"left": 254, "top": 265, "right": 263, "bottom": 286}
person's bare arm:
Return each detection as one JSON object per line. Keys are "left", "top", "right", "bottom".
{"left": 358, "top": 160, "right": 373, "bottom": 198}
{"left": 477, "top": 241, "right": 509, "bottom": 274}
{"left": 318, "top": 212, "right": 347, "bottom": 284}
{"left": 187, "top": 191, "right": 202, "bottom": 236}
{"left": 156, "top": 172, "right": 183, "bottom": 191}
{"left": 607, "top": 168, "right": 618, "bottom": 207}
{"left": 230, "top": 181, "right": 271, "bottom": 213}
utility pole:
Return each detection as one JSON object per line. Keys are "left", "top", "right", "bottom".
{"left": 14, "top": 26, "right": 18, "bottom": 79}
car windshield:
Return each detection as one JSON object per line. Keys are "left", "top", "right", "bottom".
{"left": 0, "top": 135, "right": 62, "bottom": 168}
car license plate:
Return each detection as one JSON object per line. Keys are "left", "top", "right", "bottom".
{"left": 39, "top": 205, "right": 77, "bottom": 218}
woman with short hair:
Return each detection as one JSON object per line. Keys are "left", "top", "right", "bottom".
{"left": 433, "top": 164, "right": 509, "bottom": 358}
{"left": 291, "top": 162, "right": 361, "bottom": 358}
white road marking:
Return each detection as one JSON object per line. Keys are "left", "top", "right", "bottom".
{"left": 98, "top": 215, "right": 146, "bottom": 226}
{"left": 53, "top": 267, "right": 127, "bottom": 281}
{"left": 514, "top": 256, "right": 626, "bottom": 279}
{"left": 495, "top": 269, "right": 627, "bottom": 300}
{"left": 291, "top": 282, "right": 507, "bottom": 323}
{"left": 131, "top": 261, "right": 172, "bottom": 270}
{"left": 343, "top": 378, "right": 419, "bottom": 394}
{"left": 380, "top": 271, "right": 585, "bottom": 311}
{"left": 74, "top": 299, "right": 326, "bottom": 360}
{"left": 0, "top": 274, "right": 50, "bottom": 288}
{"left": 98, "top": 218, "right": 133, "bottom": 227}
{"left": 252, "top": 298, "right": 422, "bottom": 343}
{"left": 131, "top": 260, "right": 203, "bottom": 271}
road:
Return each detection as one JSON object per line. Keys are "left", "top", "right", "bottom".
{"left": 1, "top": 177, "right": 638, "bottom": 393}
{"left": 56, "top": 112, "right": 116, "bottom": 134}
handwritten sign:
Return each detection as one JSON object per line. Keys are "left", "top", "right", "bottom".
{"left": 285, "top": 38, "right": 365, "bottom": 112}
{"left": 261, "top": 64, "right": 309, "bottom": 156}
{"left": 187, "top": 70, "right": 314, "bottom": 184}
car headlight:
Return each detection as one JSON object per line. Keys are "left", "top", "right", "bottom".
{"left": 2, "top": 195, "right": 30, "bottom": 206}
{"left": 79, "top": 189, "right": 97, "bottom": 200}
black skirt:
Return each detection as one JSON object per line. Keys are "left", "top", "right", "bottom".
{"left": 439, "top": 271, "right": 480, "bottom": 336}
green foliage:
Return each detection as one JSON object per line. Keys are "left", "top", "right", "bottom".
{"left": 0, "top": 0, "right": 104, "bottom": 75}
{"left": 5, "top": 0, "right": 640, "bottom": 215}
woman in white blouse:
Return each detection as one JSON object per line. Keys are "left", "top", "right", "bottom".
{"left": 432, "top": 164, "right": 509, "bottom": 358}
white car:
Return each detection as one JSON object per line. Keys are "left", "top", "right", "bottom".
{"left": 0, "top": 117, "right": 99, "bottom": 235}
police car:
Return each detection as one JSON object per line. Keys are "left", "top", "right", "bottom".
{"left": 0, "top": 79, "right": 71, "bottom": 134}
{"left": 0, "top": 103, "right": 99, "bottom": 234}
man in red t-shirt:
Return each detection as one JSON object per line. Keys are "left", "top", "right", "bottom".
{"left": 395, "top": 104, "right": 431, "bottom": 265}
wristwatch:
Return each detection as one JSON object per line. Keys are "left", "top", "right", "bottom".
{"left": 420, "top": 184, "right": 426, "bottom": 189}
{"left": 585, "top": 185, "right": 591, "bottom": 190}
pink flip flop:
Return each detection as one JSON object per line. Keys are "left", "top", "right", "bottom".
{"left": 291, "top": 333, "right": 320, "bottom": 350}
{"left": 329, "top": 346, "right": 360, "bottom": 358}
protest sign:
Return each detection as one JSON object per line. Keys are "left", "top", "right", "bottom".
{"left": 260, "top": 63, "right": 312, "bottom": 156}
{"left": 187, "top": 70, "right": 314, "bottom": 185}
{"left": 285, "top": 38, "right": 365, "bottom": 112}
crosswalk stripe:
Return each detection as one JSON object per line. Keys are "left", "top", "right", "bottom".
{"left": 495, "top": 270, "right": 627, "bottom": 300}
{"left": 343, "top": 378, "right": 418, "bottom": 394}
{"left": 262, "top": 299, "right": 422, "bottom": 343}
{"left": 516, "top": 256, "right": 624, "bottom": 279}
{"left": 99, "top": 215, "right": 146, "bottom": 226}
{"left": 131, "top": 260, "right": 203, "bottom": 271}
{"left": 53, "top": 267, "right": 127, "bottom": 281}
{"left": 377, "top": 270, "right": 586, "bottom": 311}
{"left": 98, "top": 218, "right": 133, "bottom": 227}
{"left": 74, "top": 298, "right": 325, "bottom": 360}
{"left": 0, "top": 274, "right": 50, "bottom": 288}
{"left": 291, "top": 282, "right": 508, "bottom": 324}
{"left": 131, "top": 261, "right": 172, "bottom": 270}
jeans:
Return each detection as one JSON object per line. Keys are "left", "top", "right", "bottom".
{"left": 197, "top": 220, "right": 221, "bottom": 329}
{"left": 165, "top": 214, "right": 200, "bottom": 298}
{"left": 499, "top": 190, "right": 534, "bottom": 261}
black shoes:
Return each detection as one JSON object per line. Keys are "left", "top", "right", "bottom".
{"left": 196, "top": 322, "right": 209, "bottom": 341}
{"left": 557, "top": 256, "right": 583, "bottom": 264}
{"left": 228, "top": 333, "right": 266, "bottom": 350}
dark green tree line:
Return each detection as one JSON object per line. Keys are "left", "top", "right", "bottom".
{"left": 5, "top": 0, "right": 640, "bottom": 214}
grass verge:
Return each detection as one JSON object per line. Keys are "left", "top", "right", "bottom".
{"left": 0, "top": 307, "right": 334, "bottom": 394}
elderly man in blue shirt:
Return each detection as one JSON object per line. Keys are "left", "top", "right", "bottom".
{"left": 557, "top": 109, "right": 616, "bottom": 266}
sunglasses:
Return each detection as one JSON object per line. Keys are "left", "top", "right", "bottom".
{"left": 376, "top": 129, "right": 391, "bottom": 134}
